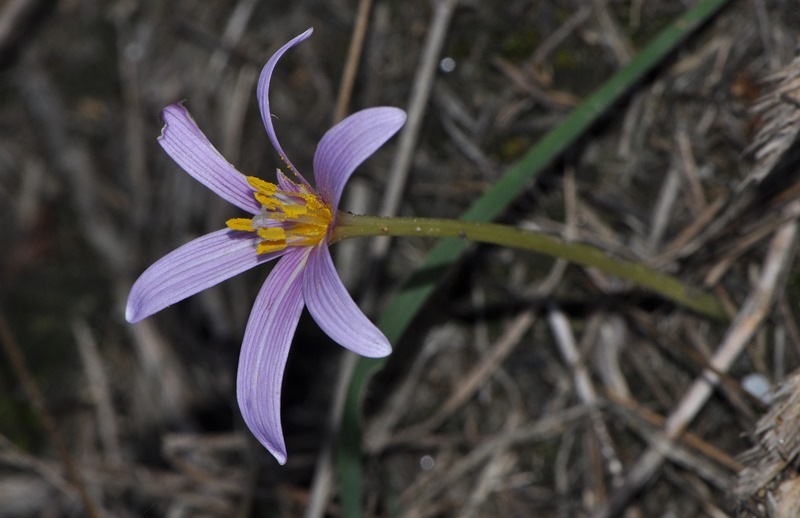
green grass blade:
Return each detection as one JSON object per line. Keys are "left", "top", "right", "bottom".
{"left": 337, "top": 0, "right": 731, "bottom": 514}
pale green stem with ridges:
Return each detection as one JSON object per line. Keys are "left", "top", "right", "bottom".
{"left": 332, "top": 212, "right": 726, "bottom": 320}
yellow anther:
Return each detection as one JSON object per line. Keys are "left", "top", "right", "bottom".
{"left": 291, "top": 236, "right": 325, "bottom": 247}
{"left": 281, "top": 204, "right": 308, "bottom": 218}
{"left": 257, "top": 227, "right": 286, "bottom": 241}
{"left": 289, "top": 222, "right": 324, "bottom": 238}
{"left": 295, "top": 213, "right": 330, "bottom": 227}
{"left": 305, "top": 196, "right": 325, "bottom": 212}
{"left": 257, "top": 241, "right": 286, "bottom": 254}
{"left": 255, "top": 192, "right": 279, "bottom": 209}
{"left": 246, "top": 176, "right": 278, "bottom": 195}
{"left": 238, "top": 174, "right": 334, "bottom": 255}
{"left": 226, "top": 218, "right": 255, "bottom": 231}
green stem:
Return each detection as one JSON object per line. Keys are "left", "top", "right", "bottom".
{"left": 333, "top": 212, "right": 726, "bottom": 319}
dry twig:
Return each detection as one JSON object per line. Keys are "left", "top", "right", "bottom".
{"left": 595, "top": 209, "right": 800, "bottom": 518}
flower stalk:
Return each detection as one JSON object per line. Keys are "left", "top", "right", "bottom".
{"left": 332, "top": 212, "right": 727, "bottom": 320}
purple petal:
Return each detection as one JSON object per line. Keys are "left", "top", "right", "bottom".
{"left": 237, "top": 248, "right": 311, "bottom": 464}
{"left": 159, "top": 104, "right": 261, "bottom": 215}
{"left": 313, "top": 107, "right": 406, "bottom": 210}
{"left": 257, "top": 28, "right": 314, "bottom": 190}
{"left": 276, "top": 169, "right": 302, "bottom": 193}
{"left": 302, "top": 245, "right": 391, "bottom": 358}
{"left": 126, "top": 229, "right": 286, "bottom": 323}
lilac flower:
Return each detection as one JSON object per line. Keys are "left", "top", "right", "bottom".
{"left": 125, "top": 28, "right": 405, "bottom": 464}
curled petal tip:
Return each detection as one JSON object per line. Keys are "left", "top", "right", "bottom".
{"left": 157, "top": 103, "right": 261, "bottom": 214}
{"left": 256, "top": 28, "right": 317, "bottom": 190}
{"left": 125, "top": 284, "right": 147, "bottom": 323}
{"left": 365, "top": 339, "right": 392, "bottom": 359}
{"left": 237, "top": 251, "right": 308, "bottom": 467}
{"left": 124, "top": 304, "right": 139, "bottom": 324}
{"left": 272, "top": 449, "right": 288, "bottom": 465}
{"left": 313, "top": 107, "right": 408, "bottom": 209}
{"left": 384, "top": 106, "right": 407, "bottom": 125}
{"left": 245, "top": 419, "right": 288, "bottom": 464}
{"left": 303, "top": 247, "right": 393, "bottom": 358}
{"left": 125, "top": 230, "right": 276, "bottom": 324}
{"left": 244, "top": 415, "right": 288, "bottom": 464}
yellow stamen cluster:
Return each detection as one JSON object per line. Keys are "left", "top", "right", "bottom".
{"left": 226, "top": 176, "right": 332, "bottom": 254}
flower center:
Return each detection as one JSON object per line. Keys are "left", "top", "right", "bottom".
{"left": 226, "top": 175, "right": 333, "bottom": 254}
